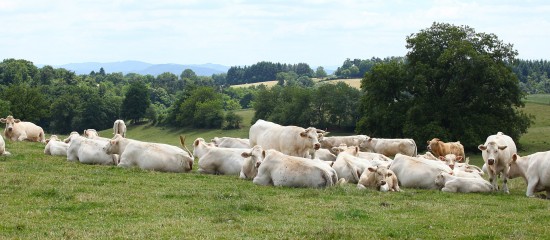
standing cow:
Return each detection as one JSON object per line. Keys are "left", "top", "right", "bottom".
{"left": 426, "top": 138, "right": 465, "bottom": 158}
{"left": 249, "top": 119, "right": 325, "bottom": 158}
{"left": 1, "top": 115, "right": 45, "bottom": 143}
{"left": 478, "top": 132, "right": 517, "bottom": 194}
{"left": 113, "top": 119, "right": 127, "bottom": 138}
{"left": 508, "top": 152, "right": 550, "bottom": 198}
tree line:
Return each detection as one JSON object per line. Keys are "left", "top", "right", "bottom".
{"left": 0, "top": 22, "right": 539, "bottom": 151}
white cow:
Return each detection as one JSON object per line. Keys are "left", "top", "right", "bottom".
{"left": 193, "top": 137, "right": 248, "bottom": 175}
{"left": 357, "top": 165, "right": 400, "bottom": 192}
{"left": 508, "top": 151, "right": 550, "bottom": 198}
{"left": 0, "top": 134, "right": 10, "bottom": 156}
{"left": 478, "top": 132, "right": 517, "bottom": 193}
{"left": 83, "top": 129, "right": 110, "bottom": 142}
{"left": 390, "top": 154, "right": 453, "bottom": 189}
{"left": 249, "top": 119, "right": 325, "bottom": 158}
{"left": 312, "top": 148, "right": 337, "bottom": 162}
{"left": 435, "top": 172, "right": 493, "bottom": 193}
{"left": 240, "top": 145, "right": 264, "bottom": 180}
{"left": 253, "top": 149, "right": 338, "bottom": 188}
{"left": 44, "top": 135, "right": 69, "bottom": 156}
{"left": 66, "top": 134, "right": 118, "bottom": 165}
{"left": 104, "top": 134, "right": 193, "bottom": 173}
{"left": 319, "top": 135, "right": 368, "bottom": 154}
{"left": 63, "top": 131, "right": 80, "bottom": 143}
{"left": 359, "top": 137, "right": 417, "bottom": 157}
{"left": 211, "top": 137, "right": 250, "bottom": 148}
{"left": 113, "top": 119, "right": 127, "bottom": 137}
{"left": 1, "top": 115, "right": 45, "bottom": 143}
{"left": 331, "top": 145, "right": 386, "bottom": 183}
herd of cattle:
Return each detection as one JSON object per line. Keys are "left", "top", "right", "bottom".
{"left": 1, "top": 115, "right": 549, "bottom": 199}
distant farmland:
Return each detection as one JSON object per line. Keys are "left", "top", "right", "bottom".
{"left": 231, "top": 78, "right": 362, "bottom": 89}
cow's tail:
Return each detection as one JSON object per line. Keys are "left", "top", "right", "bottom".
{"left": 320, "top": 169, "right": 333, "bottom": 188}
{"left": 113, "top": 121, "right": 119, "bottom": 135}
{"left": 179, "top": 135, "right": 194, "bottom": 159}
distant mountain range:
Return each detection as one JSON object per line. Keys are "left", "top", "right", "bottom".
{"left": 47, "top": 60, "right": 336, "bottom": 76}
{"left": 55, "top": 61, "right": 231, "bottom": 76}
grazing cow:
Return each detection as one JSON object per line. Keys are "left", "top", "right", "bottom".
{"left": 240, "top": 145, "right": 264, "bottom": 179}
{"left": 104, "top": 134, "right": 193, "bottom": 173}
{"left": 252, "top": 149, "right": 338, "bottom": 188}
{"left": 478, "top": 132, "right": 517, "bottom": 193}
{"left": 1, "top": 115, "right": 45, "bottom": 143}
{"left": 357, "top": 165, "right": 400, "bottom": 192}
{"left": 359, "top": 137, "right": 417, "bottom": 157}
{"left": 66, "top": 134, "right": 118, "bottom": 165}
{"left": 249, "top": 119, "right": 325, "bottom": 158}
{"left": 211, "top": 137, "right": 250, "bottom": 148}
{"left": 390, "top": 154, "right": 452, "bottom": 189}
{"left": 508, "top": 152, "right": 550, "bottom": 198}
{"left": 0, "top": 134, "right": 10, "bottom": 156}
{"left": 435, "top": 172, "right": 493, "bottom": 193}
{"left": 193, "top": 137, "right": 248, "bottom": 175}
{"left": 319, "top": 135, "right": 368, "bottom": 154}
{"left": 427, "top": 138, "right": 465, "bottom": 158}
{"left": 113, "top": 119, "right": 127, "bottom": 137}
{"left": 44, "top": 135, "right": 69, "bottom": 156}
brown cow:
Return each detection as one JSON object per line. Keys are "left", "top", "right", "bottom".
{"left": 426, "top": 138, "right": 465, "bottom": 159}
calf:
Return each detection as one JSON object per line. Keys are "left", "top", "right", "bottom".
{"left": 104, "top": 134, "right": 193, "bottom": 173}
{"left": 508, "top": 152, "right": 550, "bottom": 198}
{"left": 478, "top": 132, "right": 517, "bottom": 193}
{"left": 435, "top": 172, "right": 493, "bottom": 193}
{"left": 357, "top": 165, "right": 400, "bottom": 192}
{"left": 240, "top": 145, "right": 264, "bottom": 180}
{"left": 44, "top": 135, "right": 69, "bottom": 156}
{"left": 193, "top": 137, "right": 248, "bottom": 175}
{"left": 1, "top": 115, "right": 45, "bottom": 143}
{"left": 253, "top": 149, "right": 338, "bottom": 188}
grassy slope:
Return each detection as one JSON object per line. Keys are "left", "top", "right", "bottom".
{"left": 1, "top": 99, "right": 550, "bottom": 239}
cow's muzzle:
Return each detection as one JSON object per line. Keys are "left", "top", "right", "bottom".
{"left": 314, "top": 143, "right": 320, "bottom": 150}
{"left": 488, "top": 159, "right": 495, "bottom": 165}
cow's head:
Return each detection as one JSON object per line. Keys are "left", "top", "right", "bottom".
{"left": 368, "top": 166, "right": 392, "bottom": 190}
{"left": 46, "top": 135, "right": 60, "bottom": 144}
{"left": 1, "top": 115, "right": 20, "bottom": 132}
{"left": 241, "top": 145, "right": 264, "bottom": 175}
{"left": 478, "top": 141, "right": 507, "bottom": 165}
{"left": 300, "top": 127, "right": 324, "bottom": 150}
{"left": 426, "top": 138, "right": 441, "bottom": 152}
{"left": 104, "top": 134, "right": 123, "bottom": 154}
{"left": 434, "top": 172, "right": 447, "bottom": 189}
{"left": 63, "top": 131, "right": 80, "bottom": 143}
{"left": 507, "top": 153, "right": 524, "bottom": 179}
{"left": 438, "top": 154, "right": 462, "bottom": 169}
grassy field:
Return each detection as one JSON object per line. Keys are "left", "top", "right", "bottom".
{"left": 1, "top": 99, "right": 550, "bottom": 239}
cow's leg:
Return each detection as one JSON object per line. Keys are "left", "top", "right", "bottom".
{"left": 525, "top": 176, "right": 539, "bottom": 197}
{"left": 17, "top": 133, "right": 28, "bottom": 141}
{"left": 252, "top": 174, "right": 272, "bottom": 186}
{"left": 488, "top": 170, "right": 498, "bottom": 191}
{"left": 502, "top": 167, "right": 510, "bottom": 194}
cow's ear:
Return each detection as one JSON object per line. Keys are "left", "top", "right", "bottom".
{"left": 354, "top": 146, "right": 359, "bottom": 153}
{"left": 367, "top": 138, "right": 373, "bottom": 142}
{"left": 194, "top": 139, "right": 200, "bottom": 147}
{"left": 368, "top": 167, "right": 376, "bottom": 172}
{"left": 300, "top": 131, "right": 307, "bottom": 137}
{"left": 387, "top": 172, "right": 393, "bottom": 176}
{"left": 438, "top": 156, "right": 446, "bottom": 161}
{"left": 498, "top": 145, "right": 508, "bottom": 150}
{"left": 241, "top": 152, "right": 251, "bottom": 158}
{"left": 262, "top": 150, "right": 266, "bottom": 158}
{"left": 456, "top": 156, "right": 463, "bottom": 162}
{"left": 14, "top": 119, "right": 21, "bottom": 123}
{"left": 478, "top": 145, "right": 487, "bottom": 151}
{"left": 512, "top": 153, "right": 518, "bottom": 162}
{"left": 0, "top": 118, "right": 5, "bottom": 123}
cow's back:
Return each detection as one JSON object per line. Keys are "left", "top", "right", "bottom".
{"left": 390, "top": 154, "right": 451, "bottom": 189}
{"left": 249, "top": 119, "right": 280, "bottom": 147}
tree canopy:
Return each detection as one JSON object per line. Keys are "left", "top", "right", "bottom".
{"left": 356, "top": 22, "right": 532, "bottom": 150}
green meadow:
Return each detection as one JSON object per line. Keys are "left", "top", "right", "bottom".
{"left": 1, "top": 97, "right": 550, "bottom": 239}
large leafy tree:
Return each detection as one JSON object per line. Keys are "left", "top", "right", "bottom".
{"left": 121, "top": 80, "right": 150, "bottom": 123}
{"left": 357, "top": 22, "right": 532, "bottom": 150}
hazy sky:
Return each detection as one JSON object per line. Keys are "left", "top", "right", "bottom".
{"left": 1, "top": 0, "right": 549, "bottom": 67}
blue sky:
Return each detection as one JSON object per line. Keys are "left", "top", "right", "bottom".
{"left": 1, "top": 0, "right": 549, "bottom": 67}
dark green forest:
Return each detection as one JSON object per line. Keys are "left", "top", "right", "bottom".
{"left": 0, "top": 22, "right": 547, "bottom": 149}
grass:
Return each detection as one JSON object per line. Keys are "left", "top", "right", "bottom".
{"left": 1, "top": 100, "right": 550, "bottom": 239}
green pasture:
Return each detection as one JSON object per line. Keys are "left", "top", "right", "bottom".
{"left": 1, "top": 98, "right": 550, "bottom": 239}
